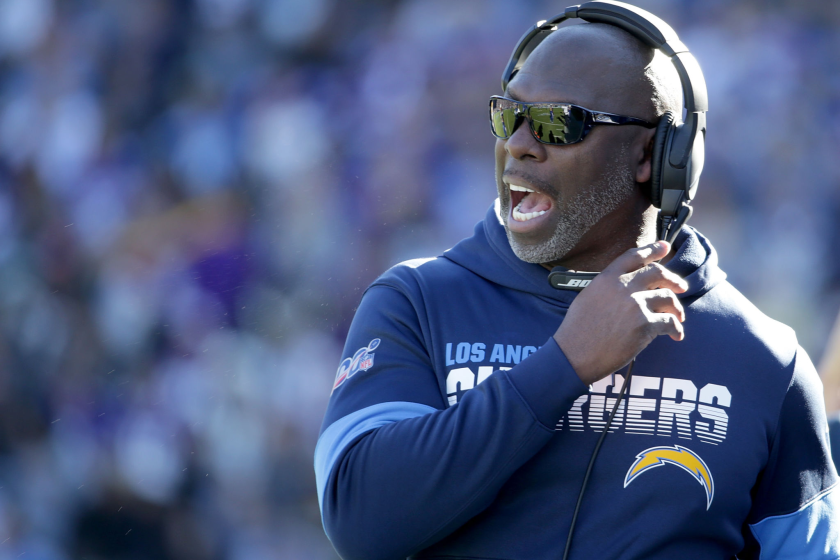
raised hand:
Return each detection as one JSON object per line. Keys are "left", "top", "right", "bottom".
{"left": 553, "top": 241, "right": 688, "bottom": 385}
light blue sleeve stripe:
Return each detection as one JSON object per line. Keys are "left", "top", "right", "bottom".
{"left": 314, "top": 401, "right": 437, "bottom": 514}
{"left": 750, "top": 483, "right": 840, "bottom": 559}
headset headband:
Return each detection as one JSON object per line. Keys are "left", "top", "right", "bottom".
{"left": 503, "top": 2, "right": 707, "bottom": 110}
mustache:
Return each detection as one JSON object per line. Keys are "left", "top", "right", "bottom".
{"left": 502, "top": 169, "right": 560, "bottom": 199}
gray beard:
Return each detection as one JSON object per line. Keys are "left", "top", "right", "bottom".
{"left": 501, "top": 154, "right": 636, "bottom": 264}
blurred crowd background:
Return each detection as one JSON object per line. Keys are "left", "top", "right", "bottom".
{"left": 0, "top": 0, "right": 838, "bottom": 558}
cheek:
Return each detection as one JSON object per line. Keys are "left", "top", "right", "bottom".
{"left": 550, "top": 136, "right": 611, "bottom": 196}
{"left": 494, "top": 140, "right": 507, "bottom": 196}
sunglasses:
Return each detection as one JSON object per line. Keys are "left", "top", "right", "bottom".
{"left": 489, "top": 95, "right": 655, "bottom": 146}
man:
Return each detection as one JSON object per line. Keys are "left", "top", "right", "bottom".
{"left": 315, "top": 18, "right": 839, "bottom": 560}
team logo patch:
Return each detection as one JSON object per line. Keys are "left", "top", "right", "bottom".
{"left": 624, "top": 445, "right": 714, "bottom": 510}
{"left": 332, "top": 338, "right": 380, "bottom": 392}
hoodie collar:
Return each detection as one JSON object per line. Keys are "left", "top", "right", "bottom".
{"left": 442, "top": 200, "right": 726, "bottom": 306}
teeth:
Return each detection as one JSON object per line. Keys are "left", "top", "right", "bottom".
{"left": 512, "top": 201, "right": 547, "bottom": 222}
{"left": 509, "top": 185, "right": 535, "bottom": 192}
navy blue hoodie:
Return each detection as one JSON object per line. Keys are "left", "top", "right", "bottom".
{"left": 315, "top": 202, "right": 839, "bottom": 560}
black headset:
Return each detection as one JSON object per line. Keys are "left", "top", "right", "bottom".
{"left": 502, "top": 0, "right": 708, "bottom": 247}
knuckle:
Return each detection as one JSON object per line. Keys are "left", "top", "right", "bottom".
{"left": 645, "top": 318, "right": 662, "bottom": 335}
{"left": 649, "top": 262, "right": 666, "bottom": 274}
{"left": 632, "top": 293, "right": 651, "bottom": 310}
{"left": 639, "top": 263, "right": 659, "bottom": 280}
{"left": 639, "top": 307, "right": 655, "bottom": 325}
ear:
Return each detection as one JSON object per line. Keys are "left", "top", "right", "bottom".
{"left": 634, "top": 128, "right": 656, "bottom": 184}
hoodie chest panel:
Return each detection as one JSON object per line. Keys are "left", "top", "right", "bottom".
{"left": 419, "top": 282, "right": 776, "bottom": 555}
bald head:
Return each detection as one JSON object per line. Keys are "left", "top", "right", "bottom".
{"left": 511, "top": 23, "right": 682, "bottom": 122}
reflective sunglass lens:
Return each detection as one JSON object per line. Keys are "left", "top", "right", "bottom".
{"left": 529, "top": 107, "right": 570, "bottom": 144}
{"left": 490, "top": 99, "right": 518, "bottom": 139}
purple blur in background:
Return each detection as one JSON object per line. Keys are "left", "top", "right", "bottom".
{"left": 0, "top": 0, "right": 837, "bottom": 558}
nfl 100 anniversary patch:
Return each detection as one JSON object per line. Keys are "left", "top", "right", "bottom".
{"left": 332, "top": 338, "right": 380, "bottom": 393}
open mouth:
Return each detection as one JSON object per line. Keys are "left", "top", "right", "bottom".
{"left": 509, "top": 184, "right": 552, "bottom": 222}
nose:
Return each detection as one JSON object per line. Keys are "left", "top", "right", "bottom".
{"left": 505, "top": 116, "right": 545, "bottom": 161}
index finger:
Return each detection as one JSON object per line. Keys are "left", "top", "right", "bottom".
{"left": 605, "top": 241, "right": 671, "bottom": 275}
{"left": 629, "top": 263, "right": 689, "bottom": 293}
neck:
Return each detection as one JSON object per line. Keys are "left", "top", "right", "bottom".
{"left": 540, "top": 197, "right": 659, "bottom": 272}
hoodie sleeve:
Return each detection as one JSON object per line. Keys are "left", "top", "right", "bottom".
{"left": 314, "top": 283, "right": 588, "bottom": 560}
{"left": 739, "top": 347, "right": 840, "bottom": 559}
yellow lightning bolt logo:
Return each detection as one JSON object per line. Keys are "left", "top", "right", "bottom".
{"left": 624, "top": 445, "right": 714, "bottom": 510}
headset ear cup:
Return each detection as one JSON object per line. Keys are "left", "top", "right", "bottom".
{"left": 650, "top": 111, "right": 675, "bottom": 208}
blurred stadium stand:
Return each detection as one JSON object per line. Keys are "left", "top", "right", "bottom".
{"left": 0, "top": 0, "right": 837, "bottom": 558}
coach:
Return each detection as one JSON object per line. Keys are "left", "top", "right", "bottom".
{"left": 315, "top": 3, "right": 839, "bottom": 559}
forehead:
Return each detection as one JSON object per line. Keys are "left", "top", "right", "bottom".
{"left": 507, "top": 25, "right": 649, "bottom": 114}
{"left": 506, "top": 68, "right": 594, "bottom": 107}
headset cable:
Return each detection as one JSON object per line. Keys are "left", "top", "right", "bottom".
{"left": 561, "top": 358, "right": 636, "bottom": 560}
